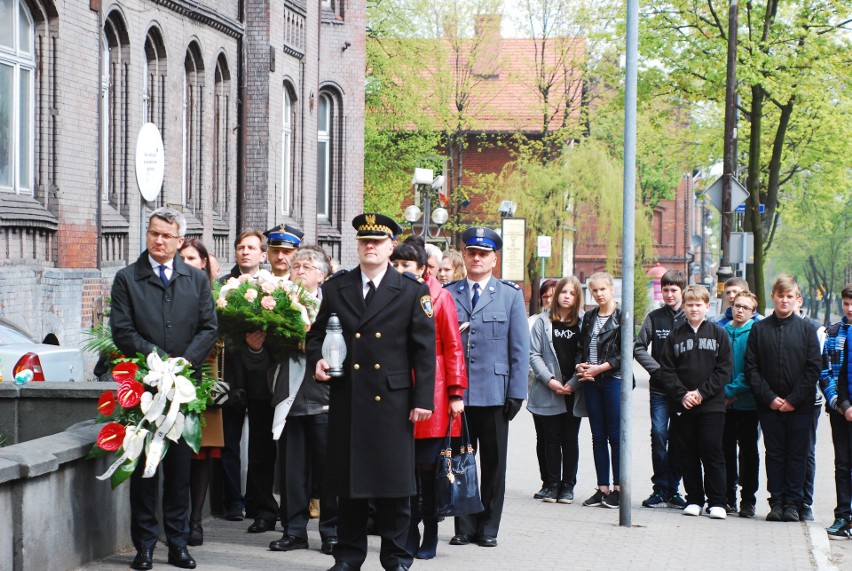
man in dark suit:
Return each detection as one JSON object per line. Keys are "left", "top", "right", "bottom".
{"left": 307, "top": 213, "right": 436, "bottom": 571}
{"left": 110, "top": 207, "right": 217, "bottom": 570}
{"left": 446, "top": 226, "right": 529, "bottom": 548}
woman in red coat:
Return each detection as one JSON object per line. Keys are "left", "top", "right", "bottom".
{"left": 391, "top": 236, "right": 467, "bottom": 560}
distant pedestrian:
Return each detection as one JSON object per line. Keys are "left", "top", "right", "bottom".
{"left": 576, "top": 272, "right": 626, "bottom": 509}
{"left": 746, "top": 274, "right": 821, "bottom": 522}
{"left": 528, "top": 276, "right": 585, "bottom": 505}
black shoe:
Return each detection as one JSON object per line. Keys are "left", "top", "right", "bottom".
{"left": 449, "top": 534, "right": 470, "bottom": 546}
{"left": 224, "top": 507, "right": 245, "bottom": 521}
{"left": 477, "top": 535, "right": 497, "bottom": 547}
{"left": 557, "top": 485, "right": 575, "bottom": 504}
{"left": 321, "top": 536, "right": 338, "bottom": 555}
{"left": 269, "top": 534, "right": 309, "bottom": 552}
{"left": 766, "top": 503, "right": 783, "bottom": 522}
{"left": 188, "top": 520, "right": 203, "bottom": 546}
{"left": 800, "top": 504, "right": 814, "bottom": 521}
{"left": 739, "top": 503, "right": 756, "bottom": 518}
{"left": 541, "top": 483, "right": 560, "bottom": 503}
{"left": 131, "top": 548, "right": 154, "bottom": 571}
{"left": 533, "top": 485, "right": 548, "bottom": 499}
{"left": 327, "top": 563, "right": 358, "bottom": 571}
{"left": 167, "top": 546, "right": 197, "bottom": 569}
{"left": 782, "top": 504, "right": 800, "bottom": 522}
{"left": 248, "top": 518, "right": 276, "bottom": 533}
{"left": 387, "top": 566, "right": 410, "bottom": 571}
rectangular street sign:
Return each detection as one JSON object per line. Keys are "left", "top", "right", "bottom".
{"left": 736, "top": 203, "right": 765, "bottom": 214}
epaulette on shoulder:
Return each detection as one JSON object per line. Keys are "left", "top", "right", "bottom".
{"left": 443, "top": 279, "right": 461, "bottom": 288}
{"left": 401, "top": 271, "right": 421, "bottom": 282}
{"left": 326, "top": 269, "right": 348, "bottom": 281}
{"left": 500, "top": 279, "right": 521, "bottom": 290}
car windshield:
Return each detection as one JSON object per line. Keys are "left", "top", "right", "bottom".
{"left": 0, "top": 324, "right": 36, "bottom": 346}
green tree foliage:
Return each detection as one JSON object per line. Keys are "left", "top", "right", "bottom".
{"left": 641, "top": 0, "right": 851, "bottom": 309}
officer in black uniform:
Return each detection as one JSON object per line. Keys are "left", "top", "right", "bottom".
{"left": 307, "top": 213, "right": 436, "bottom": 571}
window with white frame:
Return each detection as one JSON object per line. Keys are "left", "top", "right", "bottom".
{"left": 183, "top": 43, "right": 204, "bottom": 212}
{"left": 281, "top": 87, "right": 293, "bottom": 215}
{"left": 103, "top": 11, "right": 130, "bottom": 212}
{"left": 213, "top": 54, "right": 230, "bottom": 216}
{"left": 316, "top": 93, "right": 331, "bottom": 219}
{"left": 0, "top": 0, "right": 35, "bottom": 194}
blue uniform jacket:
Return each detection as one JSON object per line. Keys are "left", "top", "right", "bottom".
{"left": 448, "top": 277, "right": 529, "bottom": 406}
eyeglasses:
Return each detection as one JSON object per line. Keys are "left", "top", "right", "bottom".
{"left": 147, "top": 230, "right": 180, "bottom": 241}
{"left": 733, "top": 303, "right": 755, "bottom": 312}
{"left": 291, "top": 263, "right": 319, "bottom": 272}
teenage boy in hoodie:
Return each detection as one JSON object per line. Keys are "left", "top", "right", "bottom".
{"left": 745, "top": 274, "right": 821, "bottom": 523}
{"left": 821, "top": 283, "right": 852, "bottom": 539}
{"left": 716, "top": 278, "right": 763, "bottom": 326}
{"left": 634, "top": 270, "right": 687, "bottom": 509}
{"left": 722, "top": 291, "right": 760, "bottom": 518}
{"left": 658, "top": 285, "right": 733, "bottom": 520}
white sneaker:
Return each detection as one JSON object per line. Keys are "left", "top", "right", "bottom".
{"left": 683, "top": 504, "right": 702, "bottom": 516}
{"left": 708, "top": 506, "right": 727, "bottom": 519}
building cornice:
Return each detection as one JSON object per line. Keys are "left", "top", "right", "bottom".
{"left": 151, "top": 0, "right": 244, "bottom": 39}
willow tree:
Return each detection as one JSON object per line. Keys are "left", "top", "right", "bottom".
{"left": 641, "top": 0, "right": 851, "bottom": 308}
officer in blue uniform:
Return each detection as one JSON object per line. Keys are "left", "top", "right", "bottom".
{"left": 264, "top": 224, "right": 304, "bottom": 278}
{"left": 446, "top": 226, "right": 529, "bottom": 548}
{"left": 307, "top": 213, "right": 436, "bottom": 571}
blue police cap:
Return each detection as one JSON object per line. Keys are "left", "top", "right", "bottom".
{"left": 352, "top": 213, "right": 403, "bottom": 240}
{"left": 264, "top": 224, "right": 304, "bottom": 249}
{"left": 461, "top": 226, "right": 502, "bottom": 251}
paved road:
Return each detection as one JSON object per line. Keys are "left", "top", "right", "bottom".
{"left": 79, "top": 365, "right": 849, "bottom": 570}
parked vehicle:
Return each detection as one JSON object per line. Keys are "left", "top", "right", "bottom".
{"left": 0, "top": 318, "right": 85, "bottom": 383}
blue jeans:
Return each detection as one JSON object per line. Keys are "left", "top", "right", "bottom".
{"left": 649, "top": 391, "right": 681, "bottom": 497}
{"left": 584, "top": 375, "right": 621, "bottom": 487}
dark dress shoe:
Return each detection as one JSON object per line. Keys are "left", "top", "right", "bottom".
{"left": 224, "top": 509, "right": 245, "bottom": 522}
{"left": 187, "top": 520, "right": 203, "bottom": 546}
{"left": 269, "top": 534, "right": 309, "bottom": 552}
{"left": 167, "top": 546, "right": 197, "bottom": 569}
{"left": 321, "top": 536, "right": 338, "bottom": 555}
{"left": 449, "top": 534, "right": 470, "bottom": 545}
{"left": 477, "top": 535, "right": 498, "bottom": 547}
{"left": 387, "top": 565, "right": 410, "bottom": 570}
{"left": 247, "top": 518, "right": 276, "bottom": 533}
{"left": 327, "top": 562, "right": 358, "bottom": 571}
{"left": 131, "top": 548, "right": 154, "bottom": 571}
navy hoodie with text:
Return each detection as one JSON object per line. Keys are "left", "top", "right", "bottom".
{"left": 657, "top": 319, "right": 733, "bottom": 414}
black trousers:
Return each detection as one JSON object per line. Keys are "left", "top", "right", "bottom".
{"left": 758, "top": 408, "right": 813, "bottom": 506}
{"left": 279, "top": 413, "right": 338, "bottom": 539}
{"left": 829, "top": 411, "right": 852, "bottom": 520}
{"left": 804, "top": 405, "right": 820, "bottom": 506}
{"left": 723, "top": 409, "right": 760, "bottom": 507}
{"left": 670, "top": 411, "right": 726, "bottom": 508}
{"left": 130, "top": 438, "right": 191, "bottom": 550}
{"left": 336, "top": 496, "right": 411, "bottom": 570}
{"left": 532, "top": 411, "right": 581, "bottom": 488}
{"left": 454, "top": 405, "right": 508, "bottom": 538}
{"left": 220, "top": 405, "right": 245, "bottom": 513}
{"left": 245, "top": 398, "right": 279, "bottom": 521}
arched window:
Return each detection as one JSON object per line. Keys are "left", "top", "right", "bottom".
{"left": 0, "top": 0, "right": 35, "bottom": 194}
{"left": 103, "top": 11, "right": 130, "bottom": 213}
{"left": 143, "top": 27, "right": 167, "bottom": 206}
{"left": 213, "top": 54, "right": 230, "bottom": 216}
{"left": 316, "top": 92, "right": 332, "bottom": 219}
{"left": 281, "top": 86, "right": 293, "bottom": 215}
{"left": 182, "top": 42, "right": 204, "bottom": 212}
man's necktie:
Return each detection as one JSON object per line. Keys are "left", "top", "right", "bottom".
{"left": 365, "top": 280, "right": 376, "bottom": 306}
{"left": 472, "top": 283, "right": 480, "bottom": 309}
{"left": 158, "top": 265, "right": 169, "bottom": 287}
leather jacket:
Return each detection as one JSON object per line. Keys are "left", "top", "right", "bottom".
{"left": 577, "top": 306, "right": 623, "bottom": 377}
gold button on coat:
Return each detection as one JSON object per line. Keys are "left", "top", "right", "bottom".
{"left": 375, "top": 332, "right": 381, "bottom": 338}
{"left": 355, "top": 333, "right": 361, "bottom": 339}
{"left": 353, "top": 364, "right": 360, "bottom": 370}
{"left": 374, "top": 364, "right": 381, "bottom": 370}
{"left": 374, "top": 396, "right": 381, "bottom": 402}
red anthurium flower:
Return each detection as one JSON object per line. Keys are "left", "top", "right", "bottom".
{"left": 116, "top": 380, "right": 144, "bottom": 409}
{"left": 97, "top": 391, "right": 116, "bottom": 416}
{"left": 111, "top": 361, "right": 139, "bottom": 384}
{"left": 97, "top": 422, "right": 126, "bottom": 452}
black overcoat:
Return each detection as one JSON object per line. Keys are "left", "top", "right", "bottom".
{"left": 306, "top": 266, "right": 436, "bottom": 498}
{"left": 110, "top": 251, "right": 218, "bottom": 369}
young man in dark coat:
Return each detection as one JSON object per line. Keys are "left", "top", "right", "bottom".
{"left": 307, "top": 213, "right": 436, "bottom": 571}
{"left": 110, "top": 207, "right": 218, "bottom": 570}
{"left": 745, "top": 274, "right": 821, "bottom": 522}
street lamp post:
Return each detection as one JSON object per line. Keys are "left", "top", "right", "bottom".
{"left": 405, "top": 168, "right": 449, "bottom": 239}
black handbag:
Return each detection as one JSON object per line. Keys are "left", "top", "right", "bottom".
{"left": 434, "top": 413, "right": 484, "bottom": 517}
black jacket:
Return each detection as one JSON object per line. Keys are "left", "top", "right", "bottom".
{"left": 657, "top": 320, "right": 733, "bottom": 414}
{"left": 110, "top": 251, "right": 217, "bottom": 370}
{"left": 634, "top": 304, "right": 686, "bottom": 393}
{"left": 745, "top": 312, "right": 821, "bottom": 412}
{"left": 576, "top": 307, "right": 624, "bottom": 377}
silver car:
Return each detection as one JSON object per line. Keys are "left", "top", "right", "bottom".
{"left": 0, "top": 318, "right": 85, "bottom": 383}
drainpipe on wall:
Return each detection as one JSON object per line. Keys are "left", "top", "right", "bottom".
{"left": 95, "top": 3, "right": 103, "bottom": 270}
{"left": 236, "top": 0, "right": 246, "bottom": 232}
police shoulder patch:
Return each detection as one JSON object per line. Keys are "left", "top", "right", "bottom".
{"left": 420, "top": 295, "right": 434, "bottom": 318}
{"left": 443, "top": 279, "right": 461, "bottom": 288}
{"left": 326, "top": 269, "right": 348, "bottom": 281}
{"left": 500, "top": 279, "right": 521, "bottom": 290}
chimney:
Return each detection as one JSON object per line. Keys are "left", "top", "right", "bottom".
{"left": 473, "top": 14, "right": 502, "bottom": 79}
{"left": 474, "top": 14, "right": 501, "bottom": 40}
